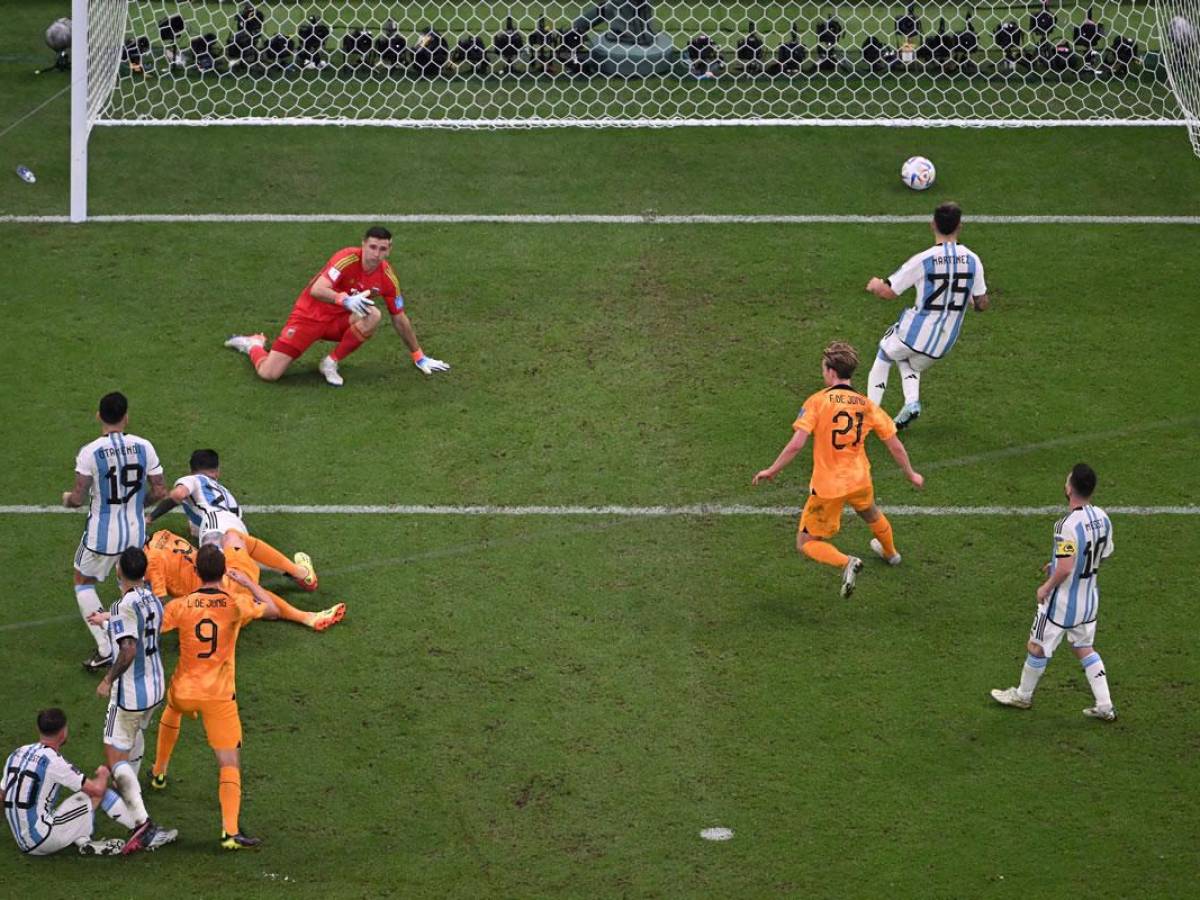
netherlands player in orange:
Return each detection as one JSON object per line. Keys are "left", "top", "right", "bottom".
{"left": 752, "top": 341, "right": 925, "bottom": 598}
{"left": 223, "top": 226, "right": 450, "bottom": 387}
{"left": 143, "top": 529, "right": 345, "bottom": 632}
{"left": 150, "top": 543, "right": 274, "bottom": 850}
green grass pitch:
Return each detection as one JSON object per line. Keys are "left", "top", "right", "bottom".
{"left": 2, "top": 2, "right": 1199, "bottom": 897}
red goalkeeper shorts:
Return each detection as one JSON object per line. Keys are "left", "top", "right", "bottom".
{"left": 272, "top": 311, "right": 351, "bottom": 359}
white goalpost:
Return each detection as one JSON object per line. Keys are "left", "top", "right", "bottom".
{"left": 71, "top": 1, "right": 1200, "bottom": 220}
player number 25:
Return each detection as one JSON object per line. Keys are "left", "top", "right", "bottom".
{"left": 924, "top": 272, "right": 972, "bottom": 312}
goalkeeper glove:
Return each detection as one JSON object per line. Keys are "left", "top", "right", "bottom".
{"left": 339, "top": 291, "right": 375, "bottom": 317}
{"left": 412, "top": 351, "right": 450, "bottom": 375}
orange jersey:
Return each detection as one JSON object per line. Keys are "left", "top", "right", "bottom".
{"left": 161, "top": 587, "right": 265, "bottom": 701}
{"left": 793, "top": 384, "right": 896, "bottom": 497}
{"left": 291, "top": 246, "right": 402, "bottom": 322}
{"left": 145, "top": 530, "right": 202, "bottom": 598}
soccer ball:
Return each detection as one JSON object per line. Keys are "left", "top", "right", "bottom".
{"left": 45, "top": 17, "right": 71, "bottom": 52}
{"left": 901, "top": 156, "right": 936, "bottom": 191}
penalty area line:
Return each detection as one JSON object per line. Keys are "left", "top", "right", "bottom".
{"left": 1, "top": 504, "right": 1197, "bottom": 516}
{"left": 3, "top": 214, "right": 1200, "bottom": 226}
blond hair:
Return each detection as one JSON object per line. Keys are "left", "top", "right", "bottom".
{"left": 822, "top": 341, "right": 859, "bottom": 379}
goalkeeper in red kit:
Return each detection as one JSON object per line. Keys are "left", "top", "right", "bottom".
{"left": 224, "top": 226, "right": 450, "bottom": 386}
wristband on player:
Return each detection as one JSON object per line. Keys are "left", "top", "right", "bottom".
{"left": 336, "top": 292, "right": 350, "bottom": 307}
{"left": 411, "top": 349, "right": 425, "bottom": 362}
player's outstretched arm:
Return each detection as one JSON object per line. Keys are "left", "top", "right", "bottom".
{"left": 148, "top": 483, "right": 189, "bottom": 523}
{"left": 866, "top": 277, "right": 899, "bottom": 300}
{"left": 753, "top": 429, "right": 810, "bottom": 484}
{"left": 881, "top": 435, "right": 924, "bottom": 489}
{"left": 390, "top": 311, "right": 450, "bottom": 375}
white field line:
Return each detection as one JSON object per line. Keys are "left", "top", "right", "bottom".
{"left": 1, "top": 504, "right": 1197, "bottom": 516}
{"left": 924, "top": 416, "right": 1200, "bottom": 471}
{"left": 3, "top": 214, "right": 1200, "bottom": 226}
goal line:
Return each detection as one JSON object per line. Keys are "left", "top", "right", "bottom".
{"left": 1, "top": 504, "right": 1196, "bottom": 517}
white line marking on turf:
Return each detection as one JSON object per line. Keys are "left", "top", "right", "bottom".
{"left": 3, "top": 214, "right": 1199, "bottom": 226}
{"left": 2, "top": 504, "right": 1196, "bottom": 516}
{"left": 925, "top": 417, "right": 1200, "bottom": 471}
{"left": 0, "top": 614, "right": 76, "bottom": 633}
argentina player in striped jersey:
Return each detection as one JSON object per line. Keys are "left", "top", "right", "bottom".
{"left": 991, "top": 464, "right": 1118, "bottom": 720}
{"left": 63, "top": 392, "right": 166, "bottom": 672}
{"left": 864, "top": 202, "right": 990, "bottom": 429}
{"left": 148, "top": 448, "right": 244, "bottom": 538}
{"left": 147, "top": 448, "right": 319, "bottom": 591}
{"left": 4, "top": 708, "right": 142, "bottom": 856}
{"left": 86, "top": 547, "right": 178, "bottom": 853}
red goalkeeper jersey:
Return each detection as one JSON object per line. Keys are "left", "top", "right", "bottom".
{"left": 290, "top": 246, "right": 404, "bottom": 322}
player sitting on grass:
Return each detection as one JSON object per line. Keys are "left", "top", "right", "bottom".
{"left": 147, "top": 448, "right": 318, "bottom": 591}
{"left": 142, "top": 527, "right": 345, "bottom": 632}
{"left": 864, "top": 202, "right": 990, "bottom": 429}
{"left": 224, "top": 226, "right": 449, "bottom": 387}
{"left": 752, "top": 341, "right": 924, "bottom": 599}
{"left": 4, "top": 709, "right": 141, "bottom": 857}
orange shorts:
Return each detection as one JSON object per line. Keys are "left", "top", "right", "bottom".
{"left": 168, "top": 693, "right": 243, "bottom": 750}
{"left": 798, "top": 485, "right": 875, "bottom": 539}
{"left": 225, "top": 545, "right": 261, "bottom": 585}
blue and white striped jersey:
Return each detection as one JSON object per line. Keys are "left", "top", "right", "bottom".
{"left": 108, "top": 585, "right": 166, "bottom": 711}
{"left": 74, "top": 433, "right": 162, "bottom": 555}
{"left": 888, "top": 241, "right": 988, "bottom": 359}
{"left": 3, "top": 744, "right": 86, "bottom": 852}
{"left": 174, "top": 473, "right": 243, "bottom": 537}
{"left": 1046, "top": 505, "right": 1114, "bottom": 628}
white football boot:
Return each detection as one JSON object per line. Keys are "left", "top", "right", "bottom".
{"left": 990, "top": 687, "right": 1033, "bottom": 709}
{"left": 318, "top": 355, "right": 344, "bottom": 387}
{"left": 840, "top": 556, "right": 864, "bottom": 599}
{"left": 870, "top": 538, "right": 902, "bottom": 566}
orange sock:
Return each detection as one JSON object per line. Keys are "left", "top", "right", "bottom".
{"left": 801, "top": 540, "right": 849, "bottom": 568}
{"left": 218, "top": 766, "right": 241, "bottom": 836}
{"left": 869, "top": 514, "right": 898, "bottom": 558}
{"left": 152, "top": 706, "right": 182, "bottom": 777}
{"left": 244, "top": 534, "right": 304, "bottom": 579}
{"left": 263, "top": 587, "right": 314, "bottom": 627}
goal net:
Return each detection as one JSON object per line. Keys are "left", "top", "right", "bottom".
{"left": 72, "top": 1, "right": 1200, "bottom": 216}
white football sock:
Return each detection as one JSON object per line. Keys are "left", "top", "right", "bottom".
{"left": 897, "top": 360, "right": 921, "bottom": 405}
{"left": 112, "top": 761, "right": 148, "bottom": 825}
{"left": 1080, "top": 651, "right": 1112, "bottom": 708}
{"left": 1018, "top": 653, "right": 1048, "bottom": 698}
{"left": 867, "top": 355, "right": 891, "bottom": 405}
{"left": 100, "top": 788, "right": 139, "bottom": 829}
{"left": 74, "top": 584, "right": 111, "bottom": 657}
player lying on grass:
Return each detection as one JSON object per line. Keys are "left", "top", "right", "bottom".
{"left": 146, "top": 448, "right": 318, "bottom": 591}
{"left": 140, "top": 527, "right": 345, "bottom": 632}
{"left": 150, "top": 543, "right": 275, "bottom": 849}
{"left": 224, "top": 226, "right": 450, "bottom": 387}
{"left": 990, "top": 463, "right": 1118, "bottom": 721}
{"left": 752, "top": 341, "right": 924, "bottom": 599}
{"left": 864, "top": 201, "right": 990, "bottom": 430}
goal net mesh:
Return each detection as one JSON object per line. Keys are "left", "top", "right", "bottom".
{"left": 89, "top": 1, "right": 1195, "bottom": 128}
